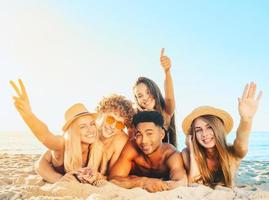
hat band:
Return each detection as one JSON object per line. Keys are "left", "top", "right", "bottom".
{"left": 74, "top": 111, "right": 90, "bottom": 117}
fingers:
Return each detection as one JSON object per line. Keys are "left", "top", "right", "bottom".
{"left": 256, "top": 91, "right": 263, "bottom": 102}
{"left": 19, "top": 79, "right": 29, "bottom": 101}
{"left": 248, "top": 82, "right": 256, "bottom": 98}
{"left": 241, "top": 83, "right": 249, "bottom": 100}
{"left": 242, "top": 82, "right": 262, "bottom": 102}
{"left": 160, "top": 48, "right": 165, "bottom": 57}
{"left": 10, "top": 80, "right": 22, "bottom": 97}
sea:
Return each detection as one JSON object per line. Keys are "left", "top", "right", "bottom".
{"left": 0, "top": 131, "right": 268, "bottom": 190}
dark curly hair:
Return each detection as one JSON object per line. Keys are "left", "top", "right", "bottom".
{"left": 96, "top": 94, "right": 135, "bottom": 128}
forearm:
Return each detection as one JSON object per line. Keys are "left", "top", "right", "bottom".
{"left": 110, "top": 175, "right": 146, "bottom": 189}
{"left": 22, "top": 112, "right": 51, "bottom": 143}
{"left": 21, "top": 112, "right": 62, "bottom": 150}
{"left": 35, "top": 154, "right": 63, "bottom": 183}
{"left": 188, "top": 152, "right": 201, "bottom": 184}
{"left": 164, "top": 70, "right": 175, "bottom": 114}
{"left": 233, "top": 118, "right": 253, "bottom": 157}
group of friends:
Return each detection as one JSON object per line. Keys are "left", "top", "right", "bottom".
{"left": 10, "top": 48, "right": 262, "bottom": 193}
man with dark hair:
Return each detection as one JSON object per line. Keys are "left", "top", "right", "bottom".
{"left": 109, "top": 111, "right": 187, "bottom": 193}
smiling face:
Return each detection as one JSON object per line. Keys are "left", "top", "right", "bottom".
{"left": 73, "top": 115, "right": 98, "bottom": 144}
{"left": 101, "top": 111, "right": 125, "bottom": 139}
{"left": 193, "top": 117, "right": 216, "bottom": 149}
{"left": 134, "top": 122, "right": 164, "bottom": 155}
{"left": 134, "top": 83, "right": 156, "bottom": 110}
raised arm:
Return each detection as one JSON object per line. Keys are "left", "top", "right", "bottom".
{"left": 233, "top": 82, "right": 262, "bottom": 158}
{"left": 166, "top": 151, "right": 187, "bottom": 189}
{"left": 160, "top": 48, "right": 175, "bottom": 116}
{"left": 10, "top": 79, "right": 64, "bottom": 151}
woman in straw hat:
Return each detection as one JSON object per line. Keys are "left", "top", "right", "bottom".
{"left": 133, "top": 48, "right": 177, "bottom": 148}
{"left": 36, "top": 93, "right": 135, "bottom": 182}
{"left": 181, "top": 82, "right": 262, "bottom": 188}
{"left": 10, "top": 79, "right": 106, "bottom": 184}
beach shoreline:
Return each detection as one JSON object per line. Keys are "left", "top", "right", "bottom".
{"left": 0, "top": 153, "right": 269, "bottom": 200}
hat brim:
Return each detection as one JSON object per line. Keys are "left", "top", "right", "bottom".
{"left": 182, "top": 107, "right": 233, "bottom": 135}
{"left": 62, "top": 112, "right": 98, "bottom": 132}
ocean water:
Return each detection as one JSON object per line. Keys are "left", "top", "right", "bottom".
{"left": 0, "top": 131, "right": 268, "bottom": 190}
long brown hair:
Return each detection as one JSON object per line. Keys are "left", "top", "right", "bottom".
{"left": 133, "top": 77, "right": 177, "bottom": 147}
{"left": 190, "top": 115, "right": 232, "bottom": 187}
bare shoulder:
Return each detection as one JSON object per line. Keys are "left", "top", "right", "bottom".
{"left": 121, "top": 140, "right": 139, "bottom": 158}
{"left": 161, "top": 143, "right": 177, "bottom": 158}
{"left": 181, "top": 147, "right": 190, "bottom": 170}
{"left": 181, "top": 147, "right": 189, "bottom": 160}
{"left": 112, "top": 131, "right": 128, "bottom": 144}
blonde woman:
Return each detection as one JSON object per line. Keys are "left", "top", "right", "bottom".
{"left": 10, "top": 79, "right": 106, "bottom": 184}
{"left": 181, "top": 82, "right": 262, "bottom": 188}
{"left": 36, "top": 94, "right": 135, "bottom": 180}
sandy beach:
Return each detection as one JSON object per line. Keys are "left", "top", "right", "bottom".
{"left": 0, "top": 153, "right": 268, "bottom": 200}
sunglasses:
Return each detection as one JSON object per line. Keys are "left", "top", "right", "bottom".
{"left": 105, "top": 115, "right": 125, "bottom": 130}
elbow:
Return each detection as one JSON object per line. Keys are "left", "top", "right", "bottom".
{"left": 108, "top": 174, "right": 116, "bottom": 181}
{"left": 236, "top": 147, "right": 248, "bottom": 158}
{"left": 34, "top": 160, "right": 41, "bottom": 175}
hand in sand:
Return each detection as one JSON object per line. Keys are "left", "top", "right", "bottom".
{"left": 58, "top": 171, "right": 79, "bottom": 183}
{"left": 160, "top": 48, "right": 171, "bottom": 72}
{"left": 10, "top": 79, "right": 32, "bottom": 117}
{"left": 142, "top": 178, "right": 169, "bottom": 193}
{"left": 238, "top": 82, "right": 262, "bottom": 121}
{"left": 76, "top": 167, "right": 106, "bottom": 186}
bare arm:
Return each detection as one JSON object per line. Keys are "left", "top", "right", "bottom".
{"left": 166, "top": 152, "right": 187, "bottom": 188}
{"left": 35, "top": 150, "right": 63, "bottom": 183}
{"left": 108, "top": 133, "right": 128, "bottom": 170}
{"left": 160, "top": 48, "right": 175, "bottom": 116}
{"left": 109, "top": 142, "right": 137, "bottom": 183}
{"left": 233, "top": 82, "right": 262, "bottom": 158}
{"left": 10, "top": 79, "right": 64, "bottom": 151}
{"left": 183, "top": 136, "right": 201, "bottom": 184}
{"left": 109, "top": 142, "right": 170, "bottom": 192}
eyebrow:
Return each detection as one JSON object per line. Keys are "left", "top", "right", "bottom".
{"left": 137, "top": 128, "right": 154, "bottom": 132}
{"left": 195, "top": 124, "right": 210, "bottom": 129}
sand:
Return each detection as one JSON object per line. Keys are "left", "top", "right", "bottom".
{"left": 0, "top": 153, "right": 268, "bottom": 200}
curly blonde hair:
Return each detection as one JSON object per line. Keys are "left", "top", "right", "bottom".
{"left": 96, "top": 94, "right": 135, "bottom": 128}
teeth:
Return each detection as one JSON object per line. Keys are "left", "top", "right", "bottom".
{"left": 86, "top": 134, "right": 94, "bottom": 138}
{"left": 203, "top": 138, "right": 212, "bottom": 144}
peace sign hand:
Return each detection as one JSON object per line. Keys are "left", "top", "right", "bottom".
{"left": 238, "top": 82, "right": 262, "bottom": 121}
{"left": 10, "top": 79, "right": 32, "bottom": 117}
{"left": 160, "top": 48, "right": 171, "bottom": 72}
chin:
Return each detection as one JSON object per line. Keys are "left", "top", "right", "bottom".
{"left": 103, "top": 132, "right": 115, "bottom": 138}
{"left": 82, "top": 139, "right": 95, "bottom": 144}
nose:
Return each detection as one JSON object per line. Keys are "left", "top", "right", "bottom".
{"left": 109, "top": 121, "right": 116, "bottom": 129}
{"left": 201, "top": 129, "right": 210, "bottom": 138}
{"left": 141, "top": 135, "right": 149, "bottom": 144}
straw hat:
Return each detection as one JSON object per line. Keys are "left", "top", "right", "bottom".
{"left": 182, "top": 106, "right": 233, "bottom": 135}
{"left": 62, "top": 103, "right": 98, "bottom": 132}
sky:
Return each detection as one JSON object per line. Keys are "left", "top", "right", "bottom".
{"left": 0, "top": 1, "right": 268, "bottom": 133}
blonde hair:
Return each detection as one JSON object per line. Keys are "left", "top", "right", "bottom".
{"left": 190, "top": 115, "right": 232, "bottom": 188}
{"left": 63, "top": 121, "right": 107, "bottom": 174}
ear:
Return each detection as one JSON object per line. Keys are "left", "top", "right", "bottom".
{"left": 160, "top": 127, "right": 165, "bottom": 140}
